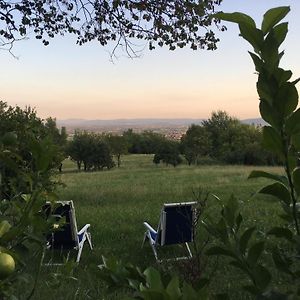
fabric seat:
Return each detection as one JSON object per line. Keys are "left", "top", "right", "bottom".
{"left": 42, "top": 200, "right": 92, "bottom": 263}
{"left": 142, "top": 202, "right": 196, "bottom": 262}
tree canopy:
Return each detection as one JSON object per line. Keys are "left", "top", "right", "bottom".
{"left": 0, "top": 0, "right": 224, "bottom": 55}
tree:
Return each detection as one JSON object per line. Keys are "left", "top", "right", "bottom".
{"left": 153, "top": 140, "right": 182, "bottom": 167}
{"left": 123, "top": 129, "right": 168, "bottom": 154}
{"left": 0, "top": 0, "right": 225, "bottom": 56}
{"left": 105, "top": 134, "right": 128, "bottom": 167}
{"left": 67, "top": 131, "right": 114, "bottom": 171}
{"left": 201, "top": 110, "right": 239, "bottom": 159}
{"left": 181, "top": 124, "right": 211, "bottom": 165}
{"left": 0, "top": 101, "right": 65, "bottom": 197}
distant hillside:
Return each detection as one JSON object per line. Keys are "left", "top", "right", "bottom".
{"left": 57, "top": 118, "right": 203, "bottom": 127}
{"left": 242, "top": 118, "right": 267, "bottom": 126}
{"left": 56, "top": 117, "right": 266, "bottom": 134}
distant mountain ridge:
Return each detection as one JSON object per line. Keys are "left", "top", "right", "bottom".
{"left": 57, "top": 117, "right": 266, "bottom": 128}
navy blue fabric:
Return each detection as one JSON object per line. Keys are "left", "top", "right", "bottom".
{"left": 163, "top": 205, "right": 193, "bottom": 246}
{"left": 43, "top": 203, "right": 77, "bottom": 250}
{"left": 78, "top": 232, "right": 84, "bottom": 243}
{"left": 150, "top": 230, "right": 157, "bottom": 241}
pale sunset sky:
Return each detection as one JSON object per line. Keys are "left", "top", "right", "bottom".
{"left": 1, "top": 0, "right": 300, "bottom": 120}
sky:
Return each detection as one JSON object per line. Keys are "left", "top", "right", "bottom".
{"left": 1, "top": 0, "right": 300, "bottom": 120}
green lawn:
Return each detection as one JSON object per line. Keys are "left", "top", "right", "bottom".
{"left": 32, "top": 155, "right": 283, "bottom": 299}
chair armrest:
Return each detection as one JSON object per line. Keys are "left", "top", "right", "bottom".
{"left": 78, "top": 224, "right": 91, "bottom": 235}
{"left": 143, "top": 222, "right": 157, "bottom": 234}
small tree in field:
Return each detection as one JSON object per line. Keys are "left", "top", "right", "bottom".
{"left": 181, "top": 124, "right": 211, "bottom": 165}
{"left": 105, "top": 134, "right": 128, "bottom": 168}
{"left": 153, "top": 140, "right": 182, "bottom": 167}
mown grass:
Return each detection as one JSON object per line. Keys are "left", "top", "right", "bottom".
{"left": 31, "top": 155, "right": 283, "bottom": 299}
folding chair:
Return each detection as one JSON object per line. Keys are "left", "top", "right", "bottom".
{"left": 142, "top": 202, "right": 197, "bottom": 262}
{"left": 43, "top": 200, "right": 93, "bottom": 263}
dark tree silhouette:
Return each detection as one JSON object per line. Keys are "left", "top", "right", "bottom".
{"left": 0, "top": 0, "right": 225, "bottom": 56}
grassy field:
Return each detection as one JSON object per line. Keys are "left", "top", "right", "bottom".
{"left": 31, "top": 155, "right": 283, "bottom": 299}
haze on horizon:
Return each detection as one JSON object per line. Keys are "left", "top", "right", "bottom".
{"left": 1, "top": 0, "right": 300, "bottom": 121}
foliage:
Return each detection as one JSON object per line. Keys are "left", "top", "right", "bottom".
{"left": 0, "top": 0, "right": 225, "bottom": 56}
{"left": 0, "top": 131, "right": 61, "bottom": 299}
{"left": 98, "top": 256, "right": 208, "bottom": 300}
{"left": 153, "top": 140, "right": 182, "bottom": 167}
{"left": 123, "top": 130, "right": 168, "bottom": 155}
{"left": 67, "top": 131, "right": 114, "bottom": 171}
{"left": 0, "top": 101, "right": 66, "bottom": 198}
{"left": 104, "top": 134, "right": 128, "bottom": 168}
{"left": 181, "top": 111, "right": 279, "bottom": 165}
{"left": 201, "top": 5, "right": 300, "bottom": 298}
{"left": 0, "top": 102, "right": 75, "bottom": 299}
{"left": 181, "top": 124, "right": 211, "bottom": 165}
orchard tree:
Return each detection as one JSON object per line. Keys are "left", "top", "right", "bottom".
{"left": 153, "top": 140, "right": 182, "bottom": 167}
{"left": 181, "top": 124, "right": 211, "bottom": 165}
{"left": 202, "top": 110, "right": 241, "bottom": 159}
{"left": 105, "top": 134, "right": 128, "bottom": 168}
{"left": 0, "top": 101, "right": 66, "bottom": 197}
{"left": 67, "top": 131, "right": 114, "bottom": 171}
{"left": 0, "top": 0, "right": 225, "bottom": 56}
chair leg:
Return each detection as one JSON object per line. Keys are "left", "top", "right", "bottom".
{"left": 150, "top": 242, "right": 158, "bottom": 261}
{"left": 185, "top": 243, "right": 192, "bottom": 258}
{"left": 87, "top": 232, "right": 93, "bottom": 250}
{"left": 76, "top": 244, "right": 84, "bottom": 263}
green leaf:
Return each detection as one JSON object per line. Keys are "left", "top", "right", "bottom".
{"left": 253, "top": 264, "right": 271, "bottom": 290}
{"left": 272, "top": 249, "right": 293, "bottom": 276}
{"left": 258, "top": 182, "right": 291, "bottom": 204}
{"left": 248, "top": 170, "right": 287, "bottom": 185}
{"left": 139, "top": 290, "right": 165, "bottom": 299}
{"left": 239, "top": 227, "right": 256, "bottom": 255}
{"left": 262, "top": 126, "right": 284, "bottom": 156}
{"left": 215, "top": 294, "right": 230, "bottom": 300}
{"left": 257, "top": 73, "right": 278, "bottom": 104}
{"left": 223, "top": 195, "right": 239, "bottom": 227}
{"left": 206, "top": 246, "right": 236, "bottom": 259}
{"left": 274, "top": 68, "right": 292, "bottom": 85}
{"left": 243, "top": 285, "right": 260, "bottom": 295}
{"left": 261, "top": 34, "right": 280, "bottom": 70}
{"left": 216, "top": 218, "right": 229, "bottom": 243}
{"left": 0, "top": 220, "right": 11, "bottom": 238}
{"left": 230, "top": 260, "right": 249, "bottom": 274}
{"left": 291, "top": 132, "right": 300, "bottom": 150}
{"left": 249, "top": 52, "right": 263, "bottom": 72}
{"left": 286, "top": 108, "right": 300, "bottom": 135}
{"left": 143, "top": 267, "right": 163, "bottom": 290}
{"left": 235, "top": 213, "right": 243, "bottom": 232}
{"left": 274, "top": 82, "right": 298, "bottom": 117}
{"left": 259, "top": 100, "right": 281, "bottom": 130}
{"left": 247, "top": 241, "right": 265, "bottom": 266}
{"left": 292, "top": 77, "right": 300, "bottom": 85}
{"left": 293, "top": 167, "right": 300, "bottom": 196}
{"left": 239, "top": 23, "right": 264, "bottom": 52}
{"left": 166, "top": 276, "right": 181, "bottom": 299}
{"left": 268, "top": 227, "right": 294, "bottom": 241}
{"left": 261, "top": 6, "right": 290, "bottom": 35}
{"left": 272, "top": 22, "right": 288, "bottom": 47}
{"left": 182, "top": 282, "right": 198, "bottom": 300}
{"left": 215, "top": 12, "right": 256, "bottom": 28}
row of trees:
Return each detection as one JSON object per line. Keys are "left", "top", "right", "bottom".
{"left": 181, "top": 111, "right": 279, "bottom": 166}
{"left": 1, "top": 103, "right": 276, "bottom": 174}
{"left": 66, "top": 111, "right": 278, "bottom": 170}
{"left": 67, "top": 132, "right": 115, "bottom": 171}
